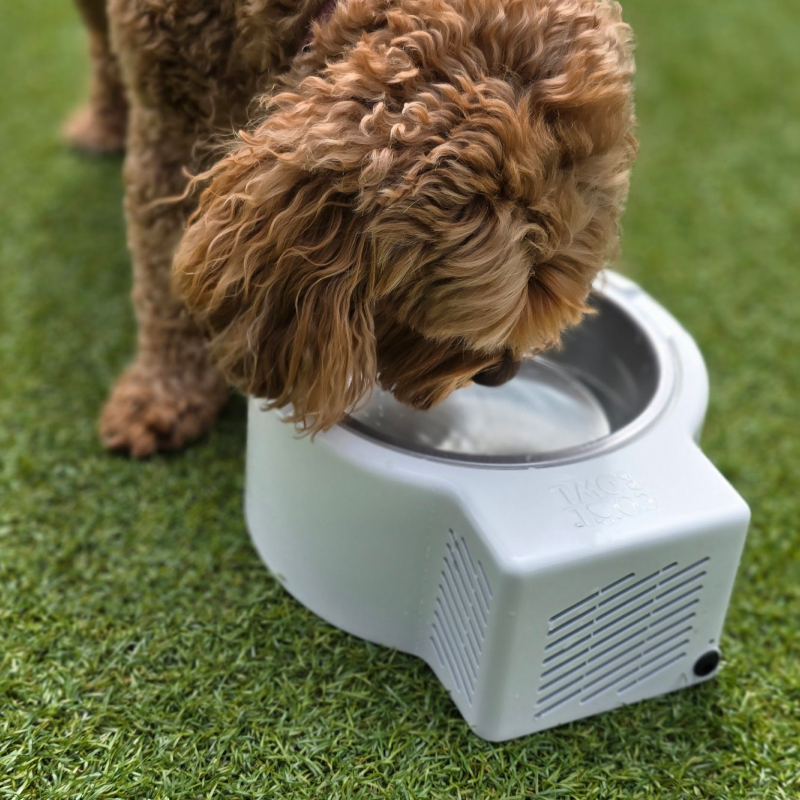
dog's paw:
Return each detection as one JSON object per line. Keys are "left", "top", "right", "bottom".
{"left": 63, "top": 104, "right": 126, "bottom": 155}
{"left": 99, "top": 364, "right": 228, "bottom": 458}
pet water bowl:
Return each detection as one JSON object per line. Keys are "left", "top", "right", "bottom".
{"left": 245, "top": 271, "right": 750, "bottom": 741}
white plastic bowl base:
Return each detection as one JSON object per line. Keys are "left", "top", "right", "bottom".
{"left": 244, "top": 272, "right": 750, "bottom": 741}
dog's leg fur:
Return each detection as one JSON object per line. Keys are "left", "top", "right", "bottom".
{"left": 98, "top": 100, "right": 229, "bottom": 457}
{"left": 65, "top": 0, "right": 128, "bottom": 154}
{"left": 90, "top": 0, "right": 264, "bottom": 457}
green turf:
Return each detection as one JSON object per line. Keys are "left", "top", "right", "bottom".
{"left": 0, "top": 1, "right": 798, "bottom": 797}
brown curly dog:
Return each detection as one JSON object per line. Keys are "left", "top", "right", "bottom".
{"left": 68, "top": 0, "right": 636, "bottom": 457}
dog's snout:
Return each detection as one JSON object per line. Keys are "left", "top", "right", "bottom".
{"left": 472, "top": 351, "right": 522, "bottom": 388}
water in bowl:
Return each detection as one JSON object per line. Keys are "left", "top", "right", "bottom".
{"left": 350, "top": 358, "right": 610, "bottom": 458}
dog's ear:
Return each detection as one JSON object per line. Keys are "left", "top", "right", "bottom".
{"left": 173, "top": 119, "right": 378, "bottom": 433}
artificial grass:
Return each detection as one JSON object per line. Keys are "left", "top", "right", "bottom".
{"left": 0, "top": 0, "right": 798, "bottom": 797}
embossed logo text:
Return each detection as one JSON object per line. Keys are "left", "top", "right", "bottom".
{"left": 550, "top": 472, "right": 657, "bottom": 528}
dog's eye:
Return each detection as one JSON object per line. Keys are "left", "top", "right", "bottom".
{"left": 472, "top": 351, "right": 521, "bottom": 387}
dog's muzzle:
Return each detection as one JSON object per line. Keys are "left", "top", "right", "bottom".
{"left": 472, "top": 350, "right": 522, "bottom": 387}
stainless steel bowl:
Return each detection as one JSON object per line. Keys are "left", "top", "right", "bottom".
{"left": 343, "top": 293, "right": 676, "bottom": 467}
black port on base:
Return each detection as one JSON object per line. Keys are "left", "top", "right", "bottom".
{"left": 693, "top": 650, "right": 720, "bottom": 677}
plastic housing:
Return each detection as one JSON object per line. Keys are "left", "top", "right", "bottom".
{"left": 244, "top": 272, "right": 750, "bottom": 741}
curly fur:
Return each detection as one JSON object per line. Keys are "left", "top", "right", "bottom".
{"left": 72, "top": 0, "right": 636, "bottom": 452}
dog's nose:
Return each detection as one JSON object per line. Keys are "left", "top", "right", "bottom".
{"left": 472, "top": 351, "right": 522, "bottom": 387}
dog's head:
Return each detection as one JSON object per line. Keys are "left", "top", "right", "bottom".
{"left": 174, "top": 0, "right": 636, "bottom": 432}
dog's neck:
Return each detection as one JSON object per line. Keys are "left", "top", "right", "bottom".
{"left": 300, "top": 0, "right": 339, "bottom": 51}
{"left": 234, "top": 0, "right": 344, "bottom": 75}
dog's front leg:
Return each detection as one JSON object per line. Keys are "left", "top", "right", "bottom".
{"left": 99, "top": 103, "right": 228, "bottom": 457}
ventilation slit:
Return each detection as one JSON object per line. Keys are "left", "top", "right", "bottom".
{"left": 655, "top": 586, "right": 703, "bottom": 613}
{"left": 591, "top": 599, "right": 655, "bottom": 636}
{"left": 581, "top": 653, "right": 644, "bottom": 693}
{"left": 476, "top": 561, "right": 493, "bottom": 604}
{"left": 585, "top": 638, "right": 655, "bottom": 679}
{"left": 639, "top": 639, "right": 690, "bottom": 670}
{"left": 436, "top": 604, "right": 470, "bottom": 690}
{"left": 579, "top": 666, "right": 641, "bottom": 704}
{"left": 441, "top": 565, "right": 482, "bottom": 660}
{"left": 597, "top": 568, "right": 665, "bottom": 608}
{"left": 437, "top": 592, "right": 477, "bottom": 687}
{"left": 547, "top": 603, "right": 599, "bottom": 636}
{"left": 655, "top": 571, "right": 707, "bottom": 600}
{"left": 548, "top": 591, "right": 601, "bottom": 624}
{"left": 434, "top": 604, "right": 471, "bottom": 691}
{"left": 658, "top": 558, "right": 709, "bottom": 585}
{"left": 542, "top": 633, "right": 593, "bottom": 664}
{"left": 641, "top": 627, "right": 692, "bottom": 656}
{"left": 644, "top": 614, "right": 697, "bottom": 642}
{"left": 431, "top": 612, "right": 464, "bottom": 693}
{"left": 535, "top": 688, "right": 583, "bottom": 718}
{"left": 545, "top": 617, "right": 596, "bottom": 647}
{"left": 450, "top": 542, "right": 489, "bottom": 628}
{"left": 538, "top": 658, "right": 590, "bottom": 692}
{"left": 536, "top": 672, "right": 587, "bottom": 706}
{"left": 616, "top": 651, "right": 687, "bottom": 693}
{"left": 447, "top": 547, "right": 486, "bottom": 642}
{"left": 430, "top": 633, "right": 446, "bottom": 668}
{"left": 439, "top": 573, "right": 480, "bottom": 670}
{"left": 602, "top": 572, "right": 639, "bottom": 592}
{"left": 534, "top": 558, "right": 709, "bottom": 719}
{"left": 539, "top": 647, "right": 591, "bottom": 679}
{"left": 429, "top": 531, "right": 492, "bottom": 705}
{"left": 597, "top": 586, "right": 661, "bottom": 621}
{"left": 456, "top": 535, "right": 492, "bottom": 617}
